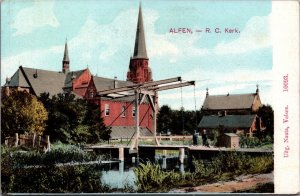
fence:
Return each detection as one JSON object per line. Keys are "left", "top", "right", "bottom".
{"left": 4, "top": 133, "right": 51, "bottom": 151}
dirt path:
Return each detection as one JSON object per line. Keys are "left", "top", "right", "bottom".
{"left": 172, "top": 172, "right": 273, "bottom": 193}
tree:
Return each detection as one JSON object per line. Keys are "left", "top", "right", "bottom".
{"left": 157, "top": 105, "right": 173, "bottom": 134}
{"left": 38, "top": 93, "right": 110, "bottom": 144}
{"left": 157, "top": 105, "right": 200, "bottom": 135}
{"left": 83, "top": 101, "right": 111, "bottom": 143}
{"left": 1, "top": 90, "right": 48, "bottom": 142}
{"left": 257, "top": 104, "right": 274, "bottom": 138}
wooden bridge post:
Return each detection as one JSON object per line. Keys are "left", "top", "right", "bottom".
{"left": 46, "top": 135, "right": 51, "bottom": 151}
{"left": 179, "top": 148, "right": 185, "bottom": 164}
{"left": 32, "top": 132, "right": 36, "bottom": 147}
{"left": 15, "top": 133, "right": 19, "bottom": 147}
{"left": 119, "top": 147, "right": 124, "bottom": 161}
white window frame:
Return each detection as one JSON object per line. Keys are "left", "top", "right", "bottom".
{"left": 132, "top": 106, "right": 136, "bottom": 117}
{"left": 105, "top": 104, "right": 110, "bottom": 116}
{"left": 121, "top": 106, "right": 126, "bottom": 117}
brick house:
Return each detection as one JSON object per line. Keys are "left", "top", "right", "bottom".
{"left": 198, "top": 88, "right": 264, "bottom": 138}
{"left": 2, "top": 5, "right": 153, "bottom": 139}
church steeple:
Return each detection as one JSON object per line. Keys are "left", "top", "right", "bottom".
{"left": 127, "top": 3, "right": 152, "bottom": 83}
{"left": 133, "top": 3, "right": 148, "bottom": 59}
{"left": 62, "top": 39, "right": 70, "bottom": 73}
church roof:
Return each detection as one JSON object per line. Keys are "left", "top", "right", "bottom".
{"left": 5, "top": 69, "right": 30, "bottom": 88}
{"left": 93, "top": 76, "right": 132, "bottom": 91}
{"left": 133, "top": 4, "right": 148, "bottom": 59}
{"left": 21, "top": 67, "right": 66, "bottom": 96}
{"left": 202, "top": 93, "right": 258, "bottom": 110}
{"left": 198, "top": 114, "right": 257, "bottom": 129}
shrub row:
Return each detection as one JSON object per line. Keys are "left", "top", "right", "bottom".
{"left": 1, "top": 144, "right": 103, "bottom": 167}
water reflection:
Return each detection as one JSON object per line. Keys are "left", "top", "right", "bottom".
{"left": 100, "top": 156, "right": 189, "bottom": 189}
{"left": 101, "top": 161, "right": 136, "bottom": 189}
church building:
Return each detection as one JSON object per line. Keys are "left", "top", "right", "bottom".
{"left": 198, "top": 87, "right": 264, "bottom": 137}
{"left": 2, "top": 5, "right": 153, "bottom": 139}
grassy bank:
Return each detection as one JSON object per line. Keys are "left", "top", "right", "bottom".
{"left": 1, "top": 144, "right": 111, "bottom": 193}
{"left": 134, "top": 151, "right": 274, "bottom": 192}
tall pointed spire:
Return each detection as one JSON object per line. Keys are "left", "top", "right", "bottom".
{"left": 127, "top": 3, "right": 152, "bottom": 83}
{"left": 63, "top": 39, "right": 69, "bottom": 62}
{"left": 62, "top": 38, "right": 70, "bottom": 73}
{"left": 133, "top": 3, "right": 148, "bottom": 59}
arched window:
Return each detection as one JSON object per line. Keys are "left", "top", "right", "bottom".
{"left": 132, "top": 106, "right": 136, "bottom": 117}
{"left": 121, "top": 106, "right": 126, "bottom": 117}
{"left": 105, "top": 104, "right": 110, "bottom": 116}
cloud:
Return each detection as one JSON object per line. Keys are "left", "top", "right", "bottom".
{"left": 69, "top": 8, "right": 209, "bottom": 63}
{"left": 1, "top": 45, "right": 63, "bottom": 84}
{"left": 158, "top": 68, "right": 273, "bottom": 110}
{"left": 181, "top": 68, "right": 273, "bottom": 87}
{"left": 11, "top": 0, "right": 59, "bottom": 36}
{"left": 214, "top": 15, "right": 271, "bottom": 55}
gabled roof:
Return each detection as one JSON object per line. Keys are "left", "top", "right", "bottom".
{"left": 5, "top": 69, "right": 30, "bottom": 87}
{"left": 110, "top": 126, "right": 152, "bottom": 140}
{"left": 133, "top": 4, "right": 148, "bottom": 59}
{"left": 93, "top": 76, "right": 132, "bottom": 91}
{"left": 202, "top": 93, "right": 258, "bottom": 110}
{"left": 198, "top": 115, "right": 257, "bottom": 129}
{"left": 64, "top": 69, "right": 86, "bottom": 88}
{"left": 21, "top": 67, "right": 66, "bottom": 96}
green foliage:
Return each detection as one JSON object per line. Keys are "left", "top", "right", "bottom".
{"left": 2, "top": 165, "right": 110, "bottom": 193}
{"left": 38, "top": 93, "right": 110, "bottom": 144}
{"left": 1, "top": 144, "right": 103, "bottom": 168}
{"left": 157, "top": 105, "right": 200, "bottom": 135}
{"left": 257, "top": 105, "right": 274, "bottom": 137}
{"left": 193, "top": 151, "right": 274, "bottom": 178}
{"left": 239, "top": 135, "right": 273, "bottom": 148}
{"left": 1, "top": 90, "right": 48, "bottom": 141}
{"left": 133, "top": 152, "right": 274, "bottom": 192}
{"left": 1, "top": 145, "right": 110, "bottom": 193}
{"left": 134, "top": 162, "right": 181, "bottom": 192}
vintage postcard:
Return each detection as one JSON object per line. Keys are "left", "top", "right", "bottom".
{"left": 1, "top": 0, "right": 299, "bottom": 194}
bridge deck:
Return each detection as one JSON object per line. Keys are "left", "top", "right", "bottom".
{"left": 85, "top": 144, "right": 273, "bottom": 153}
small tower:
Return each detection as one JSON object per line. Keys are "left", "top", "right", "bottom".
{"left": 256, "top": 84, "right": 259, "bottom": 94}
{"left": 127, "top": 3, "right": 152, "bottom": 83}
{"left": 62, "top": 39, "right": 70, "bottom": 74}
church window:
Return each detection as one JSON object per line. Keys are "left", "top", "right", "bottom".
{"left": 105, "top": 104, "right": 110, "bottom": 116}
{"left": 121, "top": 106, "right": 126, "bottom": 117}
{"left": 132, "top": 106, "right": 136, "bottom": 117}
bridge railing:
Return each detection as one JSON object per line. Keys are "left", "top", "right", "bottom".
{"left": 139, "top": 135, "right": 192, "bottom": 141}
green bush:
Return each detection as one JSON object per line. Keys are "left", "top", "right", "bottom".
{"left": 3, "top": 144, "right": 103, "bottom": 167}
{"left": 134, "top": 162, "right": 182, "bottom": 192}
{"left": 239, "top": 136, "right": 273, "bottom": 148}
{"left": 1, "top": 146, "right": 110, "bottom": 193}
{"left": 3, "top": 165, "right": 110, "bottom": 193}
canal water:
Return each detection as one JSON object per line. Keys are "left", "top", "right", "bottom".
{"left": 100, "top": 156, "right": 189, "bottom": 189}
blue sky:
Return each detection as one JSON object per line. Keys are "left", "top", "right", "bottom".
{"left": 1, "top": 0, "right": 272, "bottom": 109}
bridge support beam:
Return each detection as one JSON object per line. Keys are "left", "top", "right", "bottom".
{"left": 119, "top": 147, "right": 124, "bottom": 161}
{"left": 179, "top": 148, "right": 185, "bottom": 164}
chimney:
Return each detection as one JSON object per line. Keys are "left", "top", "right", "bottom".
{"left": 33, "top": 69, "right": 38, "bottom": 78}
{"left": 114, "top": 76, "right": 118, "bottom": 88}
